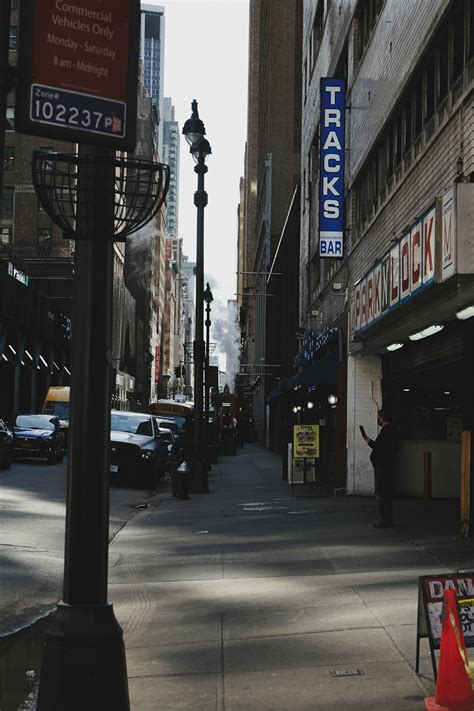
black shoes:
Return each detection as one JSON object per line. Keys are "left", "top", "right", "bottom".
{"left": 373, "top": 520, "right": 394, "bottom": 529}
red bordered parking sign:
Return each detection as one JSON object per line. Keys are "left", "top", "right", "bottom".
{"left": 15, "top": 0, "right": 139, "bottom": 149}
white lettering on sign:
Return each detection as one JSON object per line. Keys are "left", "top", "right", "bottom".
{"left": 319, "top": 78, "right": 345, "bottom": 259}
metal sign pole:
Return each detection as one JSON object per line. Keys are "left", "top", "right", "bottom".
{"left": 0, "top": 0, "right": 12, "bottom": 218}
{"left": 36, "top": 145, "right": 129, "bottom": 711}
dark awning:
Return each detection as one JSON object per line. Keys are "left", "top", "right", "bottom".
{"left": 269, "top": 349, "right": 338, "bottom": 401}
{"left": 297, "top": 349, "right": 338, "bottom": 387}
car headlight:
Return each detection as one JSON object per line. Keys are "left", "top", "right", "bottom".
{"left": 141, "top": 450, "right": 154, "bottom": 460}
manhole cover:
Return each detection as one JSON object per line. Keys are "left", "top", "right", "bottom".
{"left": 330, "top": 669, "right": 364, "bottom": 678}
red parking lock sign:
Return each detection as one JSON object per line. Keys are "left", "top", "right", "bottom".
{"left": 15, "top": 0, "right": 140, "bottom": 149}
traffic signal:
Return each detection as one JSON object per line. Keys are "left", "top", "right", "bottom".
{"left": 174, "top": 365, "right": 180, "bottom": 377}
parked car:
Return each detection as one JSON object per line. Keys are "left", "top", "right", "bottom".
{"left": 0, "top": 418, "right": 13, "bottom": 470}
{"left": 42, "top": 386, "right": 70, "bottom": 448}
{"left": 11, "top": 414, "right": 65, "bottom": 464}
{"left": 109, "top": 410, "right": 170, "bottom": 488}
{"left": 156, "top": 427, "right": 178, "bottom": 457}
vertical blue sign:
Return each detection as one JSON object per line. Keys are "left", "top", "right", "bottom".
{"left": 319, "top": 78, "right": 345, "bottom": 258}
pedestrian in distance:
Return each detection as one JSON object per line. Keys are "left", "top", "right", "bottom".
{"left": 360, "top": 409, "right": 399, "bottom": 529}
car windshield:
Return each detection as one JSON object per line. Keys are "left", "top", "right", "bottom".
{"left": 43, "top": 401, "right": 70, "bottom": 419}
{"left": 15, "top": 415, "right": 55, "bottom": 431}
{"left": 111, "top": 414, "right": 153, "bottom": 437}
{"left": 154, "top": 418, "right": 178, "bottom": 433}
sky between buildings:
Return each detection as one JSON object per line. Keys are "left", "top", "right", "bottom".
{"left": 160, "top": 0, "right": 250, "bottom": 376}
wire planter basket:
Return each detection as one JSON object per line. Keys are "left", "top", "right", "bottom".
{"left": 32, "top": 151, "right": 170, "bottom": 241}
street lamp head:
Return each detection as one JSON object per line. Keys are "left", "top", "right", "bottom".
{"left": 191, "top": 137, "right": 212, "bottom": 163}
{"left": 203, "top": 282, "right": 214, "bottom": 304}
{"left": 182, "top": 99, "right": 206, "bottom": 146}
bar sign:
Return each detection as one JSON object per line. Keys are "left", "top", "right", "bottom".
{"left": 319, "top": 78, "right": 345, "bottom": 259}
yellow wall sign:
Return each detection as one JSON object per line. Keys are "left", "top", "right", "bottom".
{"left": 293, "top": 425, "right": 320, "bottom": 459}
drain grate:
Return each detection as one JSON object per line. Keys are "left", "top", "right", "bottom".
{"left": 330, "top": 669, "right": 364, "bottom": 678}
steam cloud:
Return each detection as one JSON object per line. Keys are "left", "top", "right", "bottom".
{"left": 211, "top": 300, "right": 241, "bottom": 392}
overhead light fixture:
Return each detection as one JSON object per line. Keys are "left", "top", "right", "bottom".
{"left": 328, "top": 394, "right": 337, "bottom": 406}
{"left": 8, "top": 344, "right": 16, "bottom": 355}
{"left": 307, "top": 401, "right": 314, "bottom": 409}
{"left": 64, "top": 366, "right": 71, "bottom": 375}
{"left": 456, "top": 305, "right": 474, "bottom": 321}
{"left": 403, "top": 388, "right": 410, "bottom": 392}
{"left": 292, "top": 406, "right": 298, "bottom": 413}
{"left": 25, "top": 350, "right": 33, "bottom": 360}
{"left": 386, "top": 343, "right": 404, "bottom": 352}
{"left": 2, "top": 354, "right": 7, "bottom": 361}
{"left": 39, "top": 355, "right": 48, "bottom": 367}
{"left": 408, "top": 324, "right": 444, "bottom": 341}
{"left": 444, "top": 391, "right": 451, "bottom": 395}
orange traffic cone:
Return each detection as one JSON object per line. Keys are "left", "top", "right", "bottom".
{"left": 424, "top": 588, "right": 474, "bottom": 711}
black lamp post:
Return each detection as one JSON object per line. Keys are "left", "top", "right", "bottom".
{"left": 182, "top": 100, "right": 211, "bottom": 492}
{"left": 203, "top": 282, "right": 214, "bottom": 458}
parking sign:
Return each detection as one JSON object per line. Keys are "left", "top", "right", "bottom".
{"left": 15, "top": 0, "right": 140, "bottom": 149}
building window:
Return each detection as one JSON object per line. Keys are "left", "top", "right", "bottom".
{"left": 4, "top": 146, "right": 14, "bottom": 171}
{"left": 0, "top": 186, "right": 13, "bottom": 213}
{"left": 311, "top": 3, "right": 324, "bottom": 68}
{"left": 9, "top": 25, "right": 17, "bottom": 50}
{"left": 6, "top": 107, "right": 14, "bottom": 131}
{"left": 0, "top": 226, "right": 12, "bottom": 247}
{"left": 37, "top": 227, "right": 53, "bottom": 257}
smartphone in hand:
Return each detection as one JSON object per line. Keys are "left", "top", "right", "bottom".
{"left": 359, "top": 425, "right": 366, "bottom": 439}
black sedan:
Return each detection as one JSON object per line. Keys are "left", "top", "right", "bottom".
{"left": 0, "top": 418, "right": 13, "bottom": 470}
{"left": 12, "top": 414, "right": 65, "bottom": 464}
{"left": 110, "top": 411, "right": 170, "bottom": 488}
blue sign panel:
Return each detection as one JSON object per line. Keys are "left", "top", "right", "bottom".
{"left": 319, "top": 78, "right": 345, "bottom": 259}
{"left": 30, "top": 84, "right": 126, "bottom": 139}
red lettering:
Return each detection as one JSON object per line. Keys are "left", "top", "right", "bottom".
{"left": 401, "top": 240, "right": 409, "bottom": 292}
{"left": 374, "top": 270, "right": 381, "bottom": 313}
{"left": 367, "top": 277, "right": 373, "bottom": 320}
{"left": 424, "top": 216, "right": 434, "bottom": 274}
{"left": 361, "top": 284, "right": 367, "bottom": 322}
{"left": 412, "top": 228, "right": 421, "bottom": 285}
{"left": 355, "top": 289, "right": 360, "bottom": 327}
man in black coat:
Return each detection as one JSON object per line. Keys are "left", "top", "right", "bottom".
{"left": 362, "top": 409, "right": 399, "bottom": 528}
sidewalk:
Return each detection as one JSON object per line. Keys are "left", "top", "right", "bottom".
{"left": 109, "top": 443, "right": 473, "bottom": 711}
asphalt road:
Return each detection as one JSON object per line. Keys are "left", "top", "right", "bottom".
{"left": 0, "top": 455, "right": 157, "bottom": 636}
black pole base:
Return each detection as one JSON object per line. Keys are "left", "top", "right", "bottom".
{"left": 36, "top": 602, "right": 129, "bottom": 711}
{"left": 190, "top": 459, "right": 210, "bottom": 493}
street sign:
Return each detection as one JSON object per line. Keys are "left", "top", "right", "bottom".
{"left": 15, "top": 0, "right": 139, "bottom": 149}
{"left": 319, "top": 77, "right": 345, "bottom": 259}
{"left": 416, "top": 571, "right": 474, "bottom": 678}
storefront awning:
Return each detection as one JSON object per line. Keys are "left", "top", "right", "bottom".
{"left": 295, "top": 348, "right": 338, "bottom": 387}
{"left": 270, "top": 350, "right": 339, "bottom": 399}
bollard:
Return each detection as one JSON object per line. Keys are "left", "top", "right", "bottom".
{"left": 423, "top": 451, "right": 432, "bottom": 499}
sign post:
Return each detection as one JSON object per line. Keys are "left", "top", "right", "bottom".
{"left": 15, "top": 0, "right": 139, "bottom": 149}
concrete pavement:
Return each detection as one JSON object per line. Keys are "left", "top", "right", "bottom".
{"left": 108, "top": 443, "right": 473, "bottom": 710}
